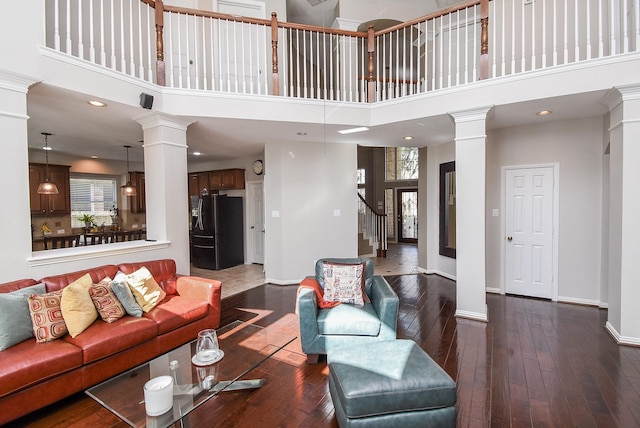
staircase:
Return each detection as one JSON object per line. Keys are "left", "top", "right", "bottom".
{"left": 358, "top": 193, "right": 388, "bottom": 258}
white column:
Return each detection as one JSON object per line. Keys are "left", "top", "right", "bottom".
{"left": 0, "top": 70, "right": 40, "bottom": 281}
{"left": 602, "top": 84, "right": 640, "bottom": 346}
{"left": 135, "top": 112, "right": 195, "bottom": 274}
{"left": 449, "top": 106, "right": 493, "bottom": 322}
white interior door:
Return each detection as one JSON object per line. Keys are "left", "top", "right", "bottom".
{"left": 505, "top": 166, "right": 555, "bottom": 299}
{"left": 247, "top": 181, "right": 264, "bottom": 264}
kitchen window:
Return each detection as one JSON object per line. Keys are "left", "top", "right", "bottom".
{"left": 70, "top": 176, "right": 117, "bottom": 228}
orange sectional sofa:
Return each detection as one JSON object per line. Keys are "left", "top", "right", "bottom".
{"left": 0, "top": 259, "right": 222, "bottom": 425}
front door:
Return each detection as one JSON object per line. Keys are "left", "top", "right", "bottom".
{"left": 397, "top": 188, "right": 418, "bottom": 243}
{"left": 505, "top": 166, "right": 555, "bottom": 299}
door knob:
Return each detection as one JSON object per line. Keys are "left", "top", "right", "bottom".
{"left": 507, "top": 236, "right": 513, "bottom": 241}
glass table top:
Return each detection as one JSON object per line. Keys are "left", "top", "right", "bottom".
{"left": 86, "top": 320, "right": 296, "bottom": 428}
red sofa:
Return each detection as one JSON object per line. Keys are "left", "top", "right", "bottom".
{"left": 0, "top": 259, "right": 222, "bottom": 425}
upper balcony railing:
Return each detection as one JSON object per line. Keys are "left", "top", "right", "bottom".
{"left": 45, "top": 0, "right": 639, "bottom": 103}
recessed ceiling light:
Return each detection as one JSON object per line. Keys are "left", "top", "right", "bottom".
{"left": 193, "top": 152, "right": 202, "bottom": 156}
{"left": 297, "top": 132, "right": 307, "bottom": 136}
{"left": 88, "top": 100, "right": 106, "bottom": 107}
{"left": 537, "top": 110, "right": 552, "bottom": 116}
{"left": 90, "top": 155, "right": 99, "bottom": 159}
{"left": 42, "top": 145, "right": 53, "bottom": 151}
{"left": 403, "top": 136, "right": 414, "bottom": 140}
{"left": 338, "top": 127, "right": 369, "bottom": 135}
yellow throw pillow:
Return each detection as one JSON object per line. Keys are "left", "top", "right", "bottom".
{"left": 125, "top": 267, "right": 166, "bottom": 313}
{"left": 61, "top": 273, "right": 99, "bottom": 338}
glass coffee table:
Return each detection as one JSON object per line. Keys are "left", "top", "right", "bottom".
{"left": 86, "top": 320, "right": 296, "bottom": 428}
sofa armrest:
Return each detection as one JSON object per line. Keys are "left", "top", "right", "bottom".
{"left": 296, "top": 282, "right": 320, "bottom": 351}
{"left": 176, "top": 276, "right": 221, "bottom": 306}
{"left": 176, "top": 276, "right": 222, "bottom": 327}
{"left": 369, "top": 275, "right": 399, "bottom": 338}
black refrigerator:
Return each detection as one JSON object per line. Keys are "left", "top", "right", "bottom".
{"left": 191, "top": 194, "right": 244, "bottom": 270}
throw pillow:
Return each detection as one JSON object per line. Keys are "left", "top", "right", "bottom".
{"left": 61, "top": 273, "right": 99, "bottom": 338}
{"left": 0, "top": 283, "right": 46, "bottom": 351}
{"left": 89, "top": 277, "right": 126, "bottom": 323}
{"left": 111, "top": 272, "right": 143, "bottom": 317}
{"left": 125, "top": 267, "right": 166, "bottom": 312}
{"left": 322, "top": 261, "right": 367, "bottom": 305}
{"left": 29, "top": 290, "right": 68, "bottom": 342}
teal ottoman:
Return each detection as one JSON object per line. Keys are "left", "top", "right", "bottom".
{"left": 327, "top": 340, "right": 457, "bottom": 427}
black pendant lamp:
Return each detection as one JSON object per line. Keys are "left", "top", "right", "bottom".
{"left": 121, "top": 145, "right": 137, "bottom": 196}
{"left": 37, "top": 132, "right": 59, "bottom": 195}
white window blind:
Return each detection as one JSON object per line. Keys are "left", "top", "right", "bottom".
{"left": 70, "top": 177, "right": 117, "bottom": 228}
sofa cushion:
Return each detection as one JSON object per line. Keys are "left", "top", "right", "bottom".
{"left": 125, "top": 267, "right": 166, "bottom": 312}
{"left": 322, "top": 261, "right": 367, "bottom": 305}
{"left": 89, "top": 277, "right": 126, "bottom": 323}
{"left": 0, "top": 282, "right": 46, "bottom": 351}
{"left": 0, "top": 338, "right": 82, "bottom": 398}
{"left": 28, "top": 290, "right": 68, "bottom": 342}
{"left": 317, "top": 302, "right": 381, "bottom": 336}
{"left": 143, "top": 295, "right": 209, "bottom": 334}
{"left": 63, "top": 315, "right": 158, "bottom": 364}
{"left": 61, "top": 274, "right": 98, "bottom": 338}
{"left": 111, "top": 272, "right": 143, "bottom": 317}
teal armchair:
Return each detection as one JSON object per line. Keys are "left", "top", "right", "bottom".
{"left": 297, "top": 258, "right": 399, "bottom": 363}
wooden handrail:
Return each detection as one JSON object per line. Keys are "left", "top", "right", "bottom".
{"left": 358, "top": 193, "right": 383, "bottom": 216}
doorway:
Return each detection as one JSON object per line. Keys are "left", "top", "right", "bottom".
{"left": 397, "top": 188, "right": 418, "bottom": 243}
{"left": 504, "top": 165, "right": 558, "bottom": 299}
{"left": 247, "top": 181, "right": 264, "bottom": 265}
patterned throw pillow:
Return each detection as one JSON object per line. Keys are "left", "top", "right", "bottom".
{"left": 89, "top": 277, "right": 126, "bottom": 323}
{"left": 28, "top": 290, "right": 68, "bottom": 342}
{"left": 125, "top": 267, "right": 166, "bottom": 313}
{"left": 322, "top": 261, "right": 366, "bottom": 305}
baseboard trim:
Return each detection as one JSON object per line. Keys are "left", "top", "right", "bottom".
{"left": 417, "top": 268, "right": 456, "bottom": 281}
{"left": 557, "top": 296, "right": 601, "bottom": 307}
{"left": 605, "top": 322, "right": 640, "bottom": 346}
{"left": 486, "top": 287, "right": 501, "bottom": 294}
{"left": 266, "top": 278, "right": 301, "bottom": 286}
{"left": 455, "top": 308, "right": 488, "bottom": 323}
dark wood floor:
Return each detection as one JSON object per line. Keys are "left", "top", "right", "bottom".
{"left": 8, "top": 274, "right": 640, "bottom": 427}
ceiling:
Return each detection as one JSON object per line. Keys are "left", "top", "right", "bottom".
{"left": 25, "top": 0, "right": 610, "bottom": 164}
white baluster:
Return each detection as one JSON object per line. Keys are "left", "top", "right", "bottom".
{"left": 100, "top": 0, "right": 106, "bottom": 66}
{"left": 110, "top": 0, "right": 116, "bottom": 70}
{"left": 89, "top": 0, "right": 95, "bottom": 62}
{"left": 499, "top": 0, "right": 505, "bottom": 77}
{"left": 542, "top": 0, "right": 547, "bottom": 68}
{"left": 574, "top": 0, "right": 580, "bottom": 61}
{"left": 521, "top": 0, "right": 526, "bottom": 71}
{"left": 564, "top": 0, "right": 569, "bottom": 63}
{"left": 622, "top": 0, "right": 629, "bottom": 53}
{"left": 531, "top": 0, "right": 536, "bottom": 69}
{"left": 147, "top": 5, "right": 153, "bottom": 82}
{"left": 53, "top": 0, "right": 60, "bottom": 50}
{"left": 511, "top": 0, "right": 516, "bottom": 73}
{"left": 129, "top": 0, "right": 135, "bottom": 76}
{"left": 586, "top": 0, "right": 591, "bottom": 60}
{"left": 66, "top": 0, "right": 71, "bottom": 54}
{"left": 598, "top": 0, "right": 604, "bottom": 57}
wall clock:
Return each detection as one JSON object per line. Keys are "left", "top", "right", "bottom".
{"left": 253, "top": 159, "right": 264, "bottom": 175}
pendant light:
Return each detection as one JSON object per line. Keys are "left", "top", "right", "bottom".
{"left": 121, "top": 145, "right": 137, "bottom": 196}
{"left": 37, "top": 132, "right": 59, "bottom": 195}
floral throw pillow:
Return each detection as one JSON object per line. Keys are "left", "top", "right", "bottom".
{"left": 89, "top": 277, "right": 126, "bottom": 323}
{"left": 322, "top": 261, "right": 366, "bottom": 306}
{"left": 28, "top": 290, "right": 68, "bottom": 342}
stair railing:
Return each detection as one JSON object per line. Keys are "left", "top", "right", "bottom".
{"left": 358, "top": 193, "right": 388, "bottom": 258}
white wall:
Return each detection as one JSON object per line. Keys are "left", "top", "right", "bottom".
{"left": 486, "top": 117, "right": 605, "bottom": 304}
{"left": 264, "top": 140, "right": 358, "bottom": 283}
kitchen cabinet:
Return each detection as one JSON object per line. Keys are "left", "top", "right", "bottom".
{"left": 129, "top": 171, "right": 146, "bottom": 213}
{"left": 29, "top": 163, "right": 71, "bottom": 216}
{"left": 210, "top": 169, "right": 245, "bottom": 190}
{"left": 189, "top": 169, "right": 245, "bottom": 195}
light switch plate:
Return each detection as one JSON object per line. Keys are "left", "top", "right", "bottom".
{"left": 272, "top": 211, "right": 280, "bottom": 218}
{"left": 492, "top": 209, "right": 499, "bottom": 217}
